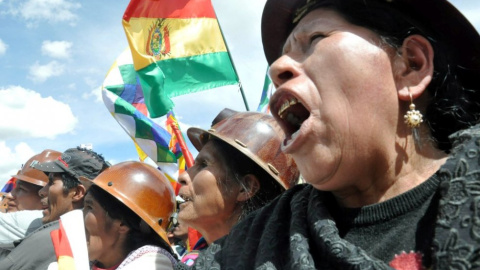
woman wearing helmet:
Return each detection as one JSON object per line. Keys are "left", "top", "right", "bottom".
{"left": 83, "top": 161, "right": 177, "bottom": 270}
{"left": 176, "top": 109, "right": 299, "bottom": 265}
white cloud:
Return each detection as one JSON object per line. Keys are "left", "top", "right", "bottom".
{"left": 84, "top": 77, "right": 98, "bottom": 88}
{"left": 19, "top": 0, "right": 81, "bottom": 25}
{"left": 0, "top": 86, "right": 78, "bottom": 140}
{"left": 29, "top": 60, "right": 65, "bottom": 82}
{"left": 0, "top": 39, "right": 7, "bottom": 55}
{"left": 0, "top": 145, "right": 33, "bottom": 175}
{"left": 41, "top": 40, "right": 72, "bottom": 59}
{"left": 82, "top": 86, "right": 102, "bottom": 103}
{"left": 82, "top": 77, "right": 102, "bottom": 102}
{"left": 0, "top": 141, "right": 35, "bottom": 186}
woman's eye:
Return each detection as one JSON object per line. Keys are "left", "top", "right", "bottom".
{"left": 310, "top": 34, "right": 325, "bottom": 43}
{"left": 199, "top": 160, "right": 208, "bottom": 168}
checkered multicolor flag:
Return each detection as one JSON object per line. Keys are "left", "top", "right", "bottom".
{"left": 102, "top": 48, "right": 189, "bottom": 193}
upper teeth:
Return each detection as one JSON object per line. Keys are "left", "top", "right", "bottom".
{"left": 180, "top": 195, "right": 192, "bottom": 202}
{"left": 278, "top": 97, "right": 300, "bottom": 118}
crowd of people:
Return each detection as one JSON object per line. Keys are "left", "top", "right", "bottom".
{"left": 1, "top": 0, "right": 480, "bottom": 269}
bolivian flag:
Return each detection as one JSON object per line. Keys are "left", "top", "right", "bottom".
{"left": 49, "top": 210, "right": 89, "bottom": 270}
{"left": 123, "top": 0, "right": 239, "bottom": 117}
{"left": 102, "top": 48, "right": 191, "bottom": 193}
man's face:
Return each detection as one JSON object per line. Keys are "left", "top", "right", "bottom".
{"left": 7, "top": 180, "right": 43, "bottom": 212}
{"left": 38, "top": 173, "right": 76, "bottom": 224}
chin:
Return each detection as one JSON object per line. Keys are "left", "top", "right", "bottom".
{"left": 178, "top": 213, "right": 196, "bottom": 228}
{"left": 297, "top": 162, "right": 333, "bottom": 189}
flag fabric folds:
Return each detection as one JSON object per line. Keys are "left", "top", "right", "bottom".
{"left": 257, "top": 71, "right": 275, "bottom": 114}
{"left": 50, "top": 222, "right": 75, "bottom": 270}
{"left": 102, "top": 48, "right": 188, "bottom": 194}
{"left": 0, "top": 177, "right": 16, "bottom": 193}
{"left": 122, "top": 0, "right": 239, "bottom": 117}
{"left": 49, "top": 210, "right": 89, "bottom": 270}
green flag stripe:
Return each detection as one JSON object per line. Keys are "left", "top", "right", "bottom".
{"left": 155, "top": 51, "right": 239, "bottom": 97}
{"left": 119, "top": 64, "right": 137, "bottom": 85}
{"left": 137, "top": 51, "right": 239, "bottom": 117}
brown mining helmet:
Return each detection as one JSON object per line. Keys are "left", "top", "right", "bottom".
{"left": 12, "top": 150, "right": 62, "bottom": 187}
{"left": 187, "top": 109, "right": 300, "bottom": 189}
{"left": 91, "top": 161, "right": 176, "bottom": 244}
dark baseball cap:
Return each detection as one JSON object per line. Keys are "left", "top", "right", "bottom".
{"left": 33, "top": 147, "right": 109, "bottom": 181}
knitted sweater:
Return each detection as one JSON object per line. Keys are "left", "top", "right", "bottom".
{"left": 176, "top": 125, "right": 480, "bottom": 270}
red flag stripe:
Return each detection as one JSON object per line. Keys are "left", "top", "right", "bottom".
{"left": 50, "top": 220, "right": 74, "bottom": 258}
{"left": 123, "top": 0, "right": 216, "bottom": 21}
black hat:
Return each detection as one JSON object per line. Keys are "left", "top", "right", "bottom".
{"left": 33, "top": 147, "right": 108, "bottom": 181}
{"left": 261, "top": 0, "right": 480, "bottom": 71}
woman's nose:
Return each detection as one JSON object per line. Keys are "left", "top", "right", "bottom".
{"left": 268, "top": 54, "right": 301, "bottom": 88}
{"left": 38, "top": 186, "right": 47, "bottom": 198}
{"left": 177, "top": 170, "right": 191, "bottom": 186}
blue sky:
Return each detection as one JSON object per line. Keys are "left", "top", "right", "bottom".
{"left": 0, "top": 0, "right": 479, "bottom": 186}
{"left": 0, "top": 0, "right": 268, "bottom": 185}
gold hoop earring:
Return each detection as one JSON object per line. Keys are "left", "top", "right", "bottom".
{"left": 404, "top": 90, "right": 423, "bottom": 128}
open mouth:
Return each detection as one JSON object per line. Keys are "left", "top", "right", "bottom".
{"left": 272, "top": 95, "right": 310, "bottom": 142}
{"left": 179, "top": 194, "right": 192, "bottom": 203}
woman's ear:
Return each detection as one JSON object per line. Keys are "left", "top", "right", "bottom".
{"left": 237, "top": 174, "right": 260, "bottom": 202}
{"left": 394, "top": 34, "right": 434, "bottom": 101}
{"left": 117, "top": 221, "right": 131, "bottom": 235}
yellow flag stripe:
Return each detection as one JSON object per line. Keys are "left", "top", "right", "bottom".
{"left": 123, "top": 17, "right": 227, "bottom": 70}
{"left": 57, "top": 256, "right": 76, "bottom": 270}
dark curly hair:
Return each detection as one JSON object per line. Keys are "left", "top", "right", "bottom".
{"left": 301, "top": 0, "right": 480, "bottom": 152}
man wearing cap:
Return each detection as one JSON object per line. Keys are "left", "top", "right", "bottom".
{"left": 0, "top": 150, "right": 61, "bottom": 259}
{"left": 0, "top": 147, "right": 109, "bottom": 269}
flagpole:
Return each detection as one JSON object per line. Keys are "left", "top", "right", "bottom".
{"left": 213, "top": 8, "right": 250, "bottom": 111}
{"left": 167, "top": 112, "right": 195, "bottom": 168}
{"left": 169, "top": 122, "right": 194, "bottom": 168}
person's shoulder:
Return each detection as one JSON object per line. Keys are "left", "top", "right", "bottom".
{"left": 0, "top": 220, "right": 58, "bottom": 270}
{"left": 17, "top": 219, "right": 59, "bottom": 244}
{"left": 212, "top": 183, "right": 314, "bottom": 247}
{"left": 449, "top": 123, "right": 480, "bottom": 152}
{"left": 0, "top": 209, "right": 42, "bottom": 221}
{"left": 118, "top": 245, "right": 177, "bottom": 270}
{"left": 243, "top": 183, "right": 313, "bottom": 221}
{"left": 125, "top": 252, "right": 175, "bottom": 270}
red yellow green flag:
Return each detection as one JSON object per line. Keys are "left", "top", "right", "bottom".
{"left": 49, "top": 210, "right": 89, "bottom": 270}
{"left": 50, "top": 221, "right": 76, "bottom": 270}
{"left": 123, "top": 0, "right": 239, "bottom": 117}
